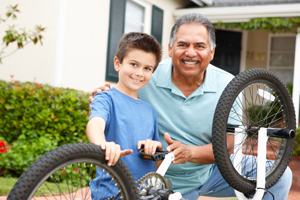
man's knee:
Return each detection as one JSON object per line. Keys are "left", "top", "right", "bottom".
{"left": 277, "top": 166, "right": 293, "bottom": 188}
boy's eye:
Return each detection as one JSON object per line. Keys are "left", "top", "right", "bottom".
{"left": 145, "top": 67, "right": 153, "bottom": 71}
{"left": 131, "top": 63, "right": 137, "bottom": 67}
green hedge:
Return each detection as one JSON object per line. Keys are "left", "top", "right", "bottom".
{"left": 293, "top": 127, "right": 300, "bottom": 157}
{"left": 0, "top": 80, "right": 89, "bottom": 177}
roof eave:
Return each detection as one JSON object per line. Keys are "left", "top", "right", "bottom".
{"left": 173, "top": 3, "right": 300, "bottom": 23}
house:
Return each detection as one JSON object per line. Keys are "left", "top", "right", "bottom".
{"left": 0, "top": 0, "right": 299, "bottom": 124}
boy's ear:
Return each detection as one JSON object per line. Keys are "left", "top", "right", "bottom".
{"left": 114, "top": 56, "right": 120, "bottom": 72}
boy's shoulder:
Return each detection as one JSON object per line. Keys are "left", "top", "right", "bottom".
{"left": 94, "top": 89, "right": 113, "bottom": 99}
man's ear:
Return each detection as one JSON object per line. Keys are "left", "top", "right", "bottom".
{"left": 168, "top": 43, "right": 172, "bottom": 58}
{"left": 210, "top": 48, "right": 215, "bottom": 61}
{"left": 114, "top": 56, "right": 120, "bottom": 72}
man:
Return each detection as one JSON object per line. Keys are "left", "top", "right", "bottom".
{"left": 89, "top": 13, "right": 292, "bottom": 200}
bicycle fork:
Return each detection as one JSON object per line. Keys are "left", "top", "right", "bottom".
{"left": 234, "top": 127, "right": 267, "bottom": 200}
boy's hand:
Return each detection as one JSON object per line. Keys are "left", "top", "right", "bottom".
{"left": 137, "top": 139, "right": 163, "bottom": 155}
{"left": 101, "top": 141, "right": 132, "bottom": 166}
{"left": 88, "top": 83, "right": 111, "bottom": 116}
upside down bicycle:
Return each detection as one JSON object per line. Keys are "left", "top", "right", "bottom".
{"left": 7, "top": 68, "right": 296, "bottom": 200}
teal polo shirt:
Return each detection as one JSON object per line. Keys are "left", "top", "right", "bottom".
{"left": 138, "top": 58, "right": 234, "bottom": 194}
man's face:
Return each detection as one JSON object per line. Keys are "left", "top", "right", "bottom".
{"left": 168, "top": 23, "right": 215, "bottom": 80}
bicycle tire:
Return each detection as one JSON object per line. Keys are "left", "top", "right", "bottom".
{"left": 7, "top": 143, "right": 139, "bottom": 200}
{"left": 212, "top": 68, "right": 296, "bottom": 195}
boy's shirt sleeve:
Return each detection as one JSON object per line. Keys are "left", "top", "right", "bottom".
{"left": 89, "top": 92, "right": 112, "bottom": 123}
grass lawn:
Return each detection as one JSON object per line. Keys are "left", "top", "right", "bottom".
{"left": 0, "top": 177, "right": 18, "bottom": 196}
{"left": 0, "top": 177, "right": 70, "bottom": 197}
{"left": 1, "top": 177, "right": 238, "bottom": 199}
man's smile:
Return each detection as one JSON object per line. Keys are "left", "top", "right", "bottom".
{"left": 181, "top": 58, "right": 199, "bottom": 66}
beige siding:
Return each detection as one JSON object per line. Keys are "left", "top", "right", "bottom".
{"left": 0, "top": 0, "right": 186, "bottom": 92}
{"left": 0, "top": 0, "right": 59, "bottom": 85}
{"left": 246, "top": 29, "right": 269, "bottom": 70}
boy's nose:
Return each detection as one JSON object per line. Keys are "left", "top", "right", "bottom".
{"left": 135, "top": 68, "right": 143, "bottom": 77}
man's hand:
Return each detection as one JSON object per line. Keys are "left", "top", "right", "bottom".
{"left": 100, "top": 141, "right": 133, "bottom": 166}
{"left": 164, "top": 133, "right": 191, "bottom": 164}
{"left": 88, "top": 83, "right": 111, "bottom": 116}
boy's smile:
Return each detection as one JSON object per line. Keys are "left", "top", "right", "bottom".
{"left": 114, "top": 49, "right": 156, "bottom": 99}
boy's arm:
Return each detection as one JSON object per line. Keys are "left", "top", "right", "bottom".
{"left": 86, "top": 117, "right": 106, "bottom": 146}
{"left": 86, "top": 117, "right": 133, "bottom": 166}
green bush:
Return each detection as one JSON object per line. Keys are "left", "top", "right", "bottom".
{"left": 0, "top": 80, "right": 89, "bottom": 177}
{"left": 293, "top": 127, "right": 300, "bottom": 157}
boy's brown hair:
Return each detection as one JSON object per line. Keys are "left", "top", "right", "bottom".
{"left": 115, "top": 32, "right": 162, "bottom": 71}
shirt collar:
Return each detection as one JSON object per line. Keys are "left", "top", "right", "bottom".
{"left": 156, "top": 59, "right": 217, "bottom": 98}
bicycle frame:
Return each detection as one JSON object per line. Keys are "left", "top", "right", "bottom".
{"left": 234, "top": 127, "right": 267, "bottom": 200}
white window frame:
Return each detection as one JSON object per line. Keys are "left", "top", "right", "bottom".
{"left": 267, "top": 33, "right": 296, "bottom": 70}
{"left": 125, "top": 0, "right": 151, "bottom": 34}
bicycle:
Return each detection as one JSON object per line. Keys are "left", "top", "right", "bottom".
{"left": 7, "top": 68, "right": 296, "bottom": 200}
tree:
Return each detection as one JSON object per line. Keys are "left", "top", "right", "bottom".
{"left": 0, "top": 4, "right": 45, "bottom": 64}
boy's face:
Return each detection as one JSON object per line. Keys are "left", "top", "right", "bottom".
{"left": 114, "top": 49, "right": 156, "bottom": 98}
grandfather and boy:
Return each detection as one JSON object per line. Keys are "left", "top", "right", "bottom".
{"left": 88, "top": 13, "right": 292, "bottom": 200}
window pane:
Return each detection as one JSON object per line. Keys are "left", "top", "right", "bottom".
{"left": 125, "top": 20, "right": 143, "bottom": 32}
{"left": 125, "top": 0, "right": 144, "bottom": 33}
{"left": 269, "top": 69, "right": 294, "bottom": 84}
{"left": 271, "top": 37, "right": 296, "bottom": 51}
{"left": 269, "top": 53, "right": 295, "bottom": 67}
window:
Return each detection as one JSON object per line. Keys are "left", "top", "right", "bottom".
{"left": 124, "top": 0, "right": 151, "bottom": 34}
{"left": 267, "top": 35, "right": 296, "bottom": 84}
{"left": 105, "top": 0, "right": 163, "bottom": 82}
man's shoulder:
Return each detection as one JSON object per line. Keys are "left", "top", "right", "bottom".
{"left": 208, "top": 64, "right": 235, "bottom": 79}
{"left": 148, "top": 58, "right": 172, "bottom": 85}
{"left": 208, "top": 64, "right": 235, "bottom": 85}
{"left": 154, "top": 58, "right": 172, "bottom": 73}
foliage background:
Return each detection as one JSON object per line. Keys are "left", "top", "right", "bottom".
{"left": 0, "top": 79, "right": 299, "bottom": 177}
{"left": 0, "top": 80, "right": 89, "bottom": 177}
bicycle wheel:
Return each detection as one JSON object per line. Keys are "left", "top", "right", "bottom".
{"left": 212, "top": 68, "right": 296, "bottom": 195}
{"left": 7, "top": 143, "right": 139, "bottom": 200}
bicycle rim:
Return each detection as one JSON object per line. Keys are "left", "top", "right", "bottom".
{"left": 8, "top": 143, "right": 139, "bottom": 200}
{"left": 212, "top": 68, "right": 296, "bottom": 195}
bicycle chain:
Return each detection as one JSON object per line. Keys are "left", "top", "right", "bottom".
{"left": 105, "top": 172, "right": 168, "bottom": 200}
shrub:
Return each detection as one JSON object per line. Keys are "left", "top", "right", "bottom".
{"left": 293, "top": 127, "right": 300, "bottom": 157}
{"left": 0, "top": 80, "right": 89, "bottom": 177}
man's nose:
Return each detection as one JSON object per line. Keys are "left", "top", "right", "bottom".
{"left": 185, "top": 46, "right": 196, "bottom": 57}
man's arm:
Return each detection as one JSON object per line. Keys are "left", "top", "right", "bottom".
{"left": 164, "top": 133, "right": 233, "bottom": 164}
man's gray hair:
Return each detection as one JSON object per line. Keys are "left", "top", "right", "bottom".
{"left": 169, "top": 13, "right": 216, "bottom": 50}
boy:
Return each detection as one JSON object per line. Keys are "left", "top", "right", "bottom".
{"left": 86, "top": 32, "right": 163, "bottom": 199}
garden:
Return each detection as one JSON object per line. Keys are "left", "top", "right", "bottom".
{"left": 0, "top": 79, "right": 90, "bottom": 195}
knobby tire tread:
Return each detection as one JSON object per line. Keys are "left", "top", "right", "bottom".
{"left": 212, "top": 68, "right": 296, "bottom": 195}
{"left": 7, "top": 143, "right": 139, "bottom": 200}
